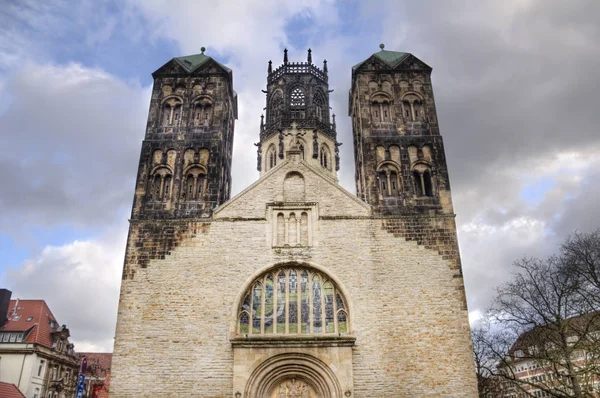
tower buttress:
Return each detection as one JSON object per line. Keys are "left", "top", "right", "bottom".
{"left": 131, "top": 48, "right": 237, "bottom": 219}
{"left": 349, "top": 44, "right": 453, "bottom": 215}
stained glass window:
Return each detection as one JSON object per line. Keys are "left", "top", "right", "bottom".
{"left": 238, "top": 267, "right": 349, "bottom": 336}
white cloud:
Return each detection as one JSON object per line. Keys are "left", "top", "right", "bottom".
{"left": 7, "top": 226, "right": 126, "bottom": 352}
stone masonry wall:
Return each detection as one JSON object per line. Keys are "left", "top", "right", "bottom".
{"left": 112, "top": 160, "right": 477, "bottom": 397}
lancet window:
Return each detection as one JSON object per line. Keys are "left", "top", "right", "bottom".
{"left": 268, "top": 92, "right": 283, "bottom": 123}
{"left": 314, "top": 93, "right": 325, "bottom": 122}
{"left": 237, "top": 266, "right": 349, "bottom": 336}
{"left": 266, "top": 145, "right": 277, "bottom": 171}
{"left": 319, "top": 144, "right": 330, "bottom": 170}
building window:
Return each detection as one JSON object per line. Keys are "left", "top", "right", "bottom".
{"left": 266, "top": 145, "right": 277, "bottom": 171}
{"left": 33, "top": 388, "right": 40, "bottom": 398}
{"left": 181, "top": 167, "right": 207, "bottom": 201}
{"left": 320, "top": 145, "right": 331, "bottom": 170}
{"left": 290, "top": 87, "right": 305, "bottom": 107}
{"left": 237, "top": 266, "right": 349, "bottom": 336}
{"left": 38, "top": 360, "right": 45, "bottom": 377}
{"left": 148, "top": 168, "right": 173, "bottom": 202}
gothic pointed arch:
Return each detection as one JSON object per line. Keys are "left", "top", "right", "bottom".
{"left": 267, "top": 90, "right": 284, "bottom": 124}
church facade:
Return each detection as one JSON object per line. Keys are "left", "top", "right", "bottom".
{"left": 111, "top": 46, "right": 478, "bottom": 397}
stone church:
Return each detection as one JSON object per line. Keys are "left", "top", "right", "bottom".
{"left": 111, "top": 45, "right": 478, "bottom": 397}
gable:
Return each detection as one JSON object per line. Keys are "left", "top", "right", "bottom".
{"left": 353, "top": 52, "right": 431, "bottom": 74}
{"left": 152, "top": 59, "right": 189, "bottom": 77}
{"left": 395, "top": 54, "right": 431, "bottom": 71}
{"left": 214, "top": 160, "right": 371, "bottom": 219}
{"left": 152, "top": 57, "right": 232, "bottom": 78}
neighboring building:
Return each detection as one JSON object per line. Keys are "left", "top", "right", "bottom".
{"left": 0, "top": 289, "right": 79, "bottom": 398}
{"left": 78, "top": 353, "right": 111, "bottom": 398}
{"left": 112, "top": 45, "right": 478, "bottom": 396}
{"left": 494, "top": 313, "right": 600, "bottom": 397}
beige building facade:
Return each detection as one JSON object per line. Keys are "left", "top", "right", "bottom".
{"left": 111, "top": 46, "right": 478, "bottom": 397}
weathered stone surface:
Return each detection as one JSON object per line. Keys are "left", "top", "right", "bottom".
{"left": 111, "top": 50, "right": 478, "bottom": 397}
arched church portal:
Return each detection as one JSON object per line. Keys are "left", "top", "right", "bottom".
{"left": 243, "top": 353, "right": 343, "bottom": 398}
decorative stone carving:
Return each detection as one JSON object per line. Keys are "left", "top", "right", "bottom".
{"left": 272, "top": 378, "right": 315, "bottom": 398}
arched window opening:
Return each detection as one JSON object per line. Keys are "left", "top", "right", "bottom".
{"left": 290, "top": 87, "right": 306, "bottom": 119}
{"left": 423, "top": 171, "right": 433, "bottom": 197}
{"left": 148, "top": 168, "right": 172, "bottom": 202}
{"left": 413, "top": 167, "right": 434, "bottom": 197}
{"left": 401, "top": 94, "right": 424, "bottom": 122}
{"left": 238, "top": 266, "right": 349, "bottom": 336}
{"left": 269, "top": 92, "right": 283, "bottom": 123}
{"left": 390, "top": 171, "right": 398, "bottom": 195}
{"left": 163, "top": 175, "right": 171, "bottom": 199}
{"left": 193, "top": 102, "right": 213, "bottom": 126}
{"left": 378, "top": 163, "right": 401, "bottom": 197}
{"left": 314, "top": 94, "right": 325, "bottom": 122}
{"left": 378, "top": 171, "right": 388, "bottom": 196}
{"left": 181, "top": 167, "right": 207, "bottom": 201}
{"left": 267, "top": 145, "right": 277, "bottom": 171}
{"left": 161, "top": 98, "right": 183, "bottom": 127}
{"left": 290, "top": 88, "right": 305, "bottom": 107}
{"left": 370, "top": 95, "right": 392, "bottom": 124}
{"left": 320, "top": 145, "right": 330, "bottom": 170}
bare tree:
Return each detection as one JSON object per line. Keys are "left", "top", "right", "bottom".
{"left": 480, "top": 247, "right": 600, "bottom": 397}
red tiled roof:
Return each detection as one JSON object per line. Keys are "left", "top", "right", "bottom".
{"left": 0, "top": 299, "right": 62, "bottom": 348}
{"left": 0, "top": 382, "right": 25, "bottom": 398}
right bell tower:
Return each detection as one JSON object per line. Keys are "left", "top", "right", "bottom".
{"left": 349, "top": 44, "right": 453, "bottom": 215}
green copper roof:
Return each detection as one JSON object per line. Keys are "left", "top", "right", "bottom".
{"left": 172, "top": 51, "right": 231, "bottom": 74}
{"left": 352, "top": 45, "right": 409, "bottom": 71}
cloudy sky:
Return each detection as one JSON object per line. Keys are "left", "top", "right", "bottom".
{"left": 0, "top": 0, "right": 598, "bottom": 352}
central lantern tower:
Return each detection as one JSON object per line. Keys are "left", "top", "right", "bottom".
{"left": 257, "top": 49, "right": 340, "bottom": 178}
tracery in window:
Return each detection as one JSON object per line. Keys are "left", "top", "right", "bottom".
{"left": 290, "top": 87, "right": 305, "bottom": 107}
{"left": 237, "top": 266, "right": 349, "bottom": 336}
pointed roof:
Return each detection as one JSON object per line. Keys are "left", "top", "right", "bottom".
{"left": 152, "top": 47, "right": 232, "bottom": 77}
{"left": 352, "top": 44, "right": 430, "bottom": 73}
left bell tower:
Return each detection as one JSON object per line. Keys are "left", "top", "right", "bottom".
{"left": 131, "top": 47, "right": 237, "bottom": 220}
{"left": 117, "top": 48, "right": 237, "bottom": 281}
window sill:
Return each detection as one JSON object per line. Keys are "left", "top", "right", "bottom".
{"left": 231, "top": 334, "right": 355, "bottom": 348}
